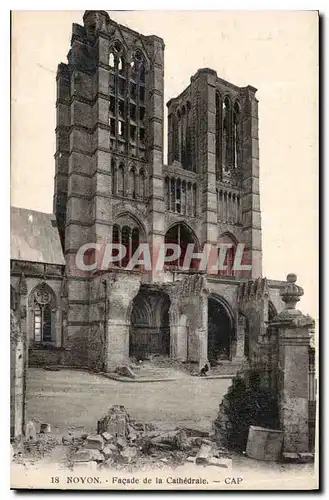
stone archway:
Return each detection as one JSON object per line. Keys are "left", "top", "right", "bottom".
{"left": 207, "top": 295, "right": 235, "bottom": 364}
{"left": 130, "top": 287, "right": 170, "bottom": 360}
{"left": 164, "top": 222, "right": 200, "bottom": 269}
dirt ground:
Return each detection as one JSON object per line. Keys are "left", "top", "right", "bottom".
{"left": 26, "top": 367, "right": 232, "bottom": 434}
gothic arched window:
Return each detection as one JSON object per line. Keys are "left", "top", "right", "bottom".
{"left": 164, "top": 223, "right": 199, "bottom": 269}
{"left": 111, "top": 219, "right": 143, "bottom": 268}
{"left": 129, "top": 49, "right": 147, "bottom": 160}
{"left": 172, "top": 113, "right": 179, "bottom": 162}
{"left": 121, "top": 226, "right": 131, "bottom": 267}
{"left": 109, "top": 52, "right": 115, "bottom": 68}
{"left": 129, "top": 167, "right": 137, "bottom": 198}
{"left": 186, "top": 102, "right": 192, "bottom": 171}
{"left": 139, "top": 170, "right": 146, "bottom": 198}
{"left": 111, "top": 159, "right": 116, "bottom": 195}
{"left": 233, "top": 101, "right": 241, "bottom": 169}
{"left": 30, "top": 283, "right": 56, "bottom": 343}
{"left": 108, "top": 41, "right": 127, "bottom": 153}
{"left": 215, "top": 92, "right": 222, "bottom": 179}
{"left": 118, "top": 163, "right": 124, "bottom": 196}
{"left": 218, "top": 233, "right": 237, "bottom": 278}
{"left": 223, "top": 97, "right": 231, "bottom": 171}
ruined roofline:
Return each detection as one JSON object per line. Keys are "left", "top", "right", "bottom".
{"left": 81, "top": 10, "right": 164, "bottom": 47}
{"left": 167, "top": 67, "right": 257, "bottom": 108}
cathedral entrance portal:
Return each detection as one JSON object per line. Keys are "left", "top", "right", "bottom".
{"left": 208, "top": 296, "right": 234, "bottom": 364}
{"left": 130, "top": 288, "right": 170, "bottom": 360}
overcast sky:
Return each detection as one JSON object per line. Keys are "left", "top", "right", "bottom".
{"left": 11, "top": 10, "right": 318, "bottom": 319}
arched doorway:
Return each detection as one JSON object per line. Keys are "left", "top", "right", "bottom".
{"left": 130, "top": 287, "right": 170, "bottom": 360}
{"left": 208, "top": 296, "right": 234, "bottom": 364}
{"left": 217, "top": 232, "right": 237, "bottom": 277}
{"left": 164, "top": 222, "right": 199, "bottom": 269}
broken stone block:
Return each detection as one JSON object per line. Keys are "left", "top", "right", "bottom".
{"left": 104, "top": 442, "right": 117, "bottom": 453}
{"left": 102, "top": 432, "right": 114, "bottom": 442}
{"left": 176, "top": 429, "right": 191, "bottom": 450}
{"left": 189, "top": 437, "right": 203, "bottom": 447}
{"left": 298, "top": 453, "right": 314, "bottom": 463}
{"left": 103, "top": 446, "right": 114, "bottom": 457}
{"left": 115, "top": 365, "right": 136, "bottom": 379}
{"left": 40, "top": 423, "right": 51, "bottom": 434}
{"left": 128, "top": 431, "right": 138, "bottom": 442}
{"left": 183, "top": 428, "right": 210, "bottom": 437}
{"left": 185, "top": 456, "right": 196, "bottom": 464}
{"left": 62, "top": 436, "right": 73, "bottom": 445}
{"left": 116, "top": 437, "right": 126, "bottom": 449}
{"left": 282, "top": 452, "right": 299, "bottom": 462}
{"left": 25, "top": 421, "right": 37, "bottom": 442}
{"left": 106, "top": 405, "right": 129, "bottom": 439}
{"left": 90, "top": 449, "right": 105, "bottom": 462}
{"left": 120, "top": 446, "right": 137, "bottom": 463}
{"left": 97, "top": 416, "right": 110, "bottom": 435}
{"left": 195, "top": 444, "right": 212, "bottom": 465}
{"left": 72, "top": 449, "right": 94, "bottom": 462}
{"left": 84, "top": 434, "right": 104, "bottom": 451}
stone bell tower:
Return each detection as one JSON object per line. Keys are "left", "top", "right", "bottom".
{"left": 53, "top": 10, "right": 165, "bottom": 365}
{"left": 167, "top": 68, "right": 262, "bottom": 278}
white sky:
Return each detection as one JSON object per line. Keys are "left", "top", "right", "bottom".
{"left": 11, "top": 10, "right": 318, "bottom": 319}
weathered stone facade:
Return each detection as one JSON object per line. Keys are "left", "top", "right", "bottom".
{"left": 10, "top": 12, "right": 314, "bottom": 391}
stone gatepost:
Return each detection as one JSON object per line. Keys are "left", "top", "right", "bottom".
{"left": 105, "top": 277, "right": 140, "bottom": 372}
{"left": 270, "top": 274, "right": 314, "bottom": 455}
{"left": 10, "top": 310, "right": 25, "bottom": 438}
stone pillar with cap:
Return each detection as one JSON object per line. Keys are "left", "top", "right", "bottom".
{"left": 270, "top": 273, "right": 314, "bottom": 455}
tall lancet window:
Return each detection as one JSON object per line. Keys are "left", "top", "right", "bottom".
{"left": 233, "top": 101, "right": 241, "bottom": 169}
{"left": 173, "top": 113, "right": 179, "bottom": 161}
{"left": 129, "top": 49, "right": 147, "bottom": 160}
{"left": 222, "top": 97, "right": 231, "bottom": 172}
{"left": 215, "top": 92, "right": 221, "bottom": 179}
{"left": 180, "top": 105, "right": 186, "bottom": 168}
{"left": 108, "top": 40, "right": 127, "bottom": 153}
{"left": 186, "top": 101, "right": 193, "bottom": 171}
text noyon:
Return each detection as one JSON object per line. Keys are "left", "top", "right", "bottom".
{"left": 75, "top": 242, "right": 252, "bottom": 273}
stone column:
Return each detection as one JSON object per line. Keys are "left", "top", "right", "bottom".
{"left": 168, "top": 298, "right": 179, "bottom": 360}
{"left": 198, "top": 292, "right": 209, "bottom": 370}
{"left": 270, "top": 274, "right": 314, "bottom": 455}
{"left": 105, "top": 278, "right": 140, "bottom": 372}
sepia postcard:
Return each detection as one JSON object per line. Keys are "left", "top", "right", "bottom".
{"left": 10, "top": 9, "right": 319, "bottom": 490}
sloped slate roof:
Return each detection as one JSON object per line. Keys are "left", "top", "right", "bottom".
{"left": 11, "top": 206, "right": 65, "bottom": 265}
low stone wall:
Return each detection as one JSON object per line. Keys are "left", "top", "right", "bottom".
{"left": 28, "top": 347, "right": 66, "bottom": 367}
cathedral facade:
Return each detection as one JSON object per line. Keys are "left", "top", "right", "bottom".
{"left": 11, "top": 11, "right": 288, "bottom": 373}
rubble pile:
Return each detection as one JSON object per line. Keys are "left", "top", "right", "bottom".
{"left": 63, "top": 405, "right": 232, "bottom": 470}
{"left": 11, "top": 421, "right": 62, "bottom": 466}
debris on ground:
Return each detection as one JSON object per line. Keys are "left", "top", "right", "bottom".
{"left": 115, "top": 365, "right": 137, "bottom": 379}
{"left": 11, "top": 405, "right": 233, "bottom": 471}
{"left": 65, "top": 405, "right": 232, "bottom": 470}
{"left": 40, "top": 423, "right": 51, "bottom": 434}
